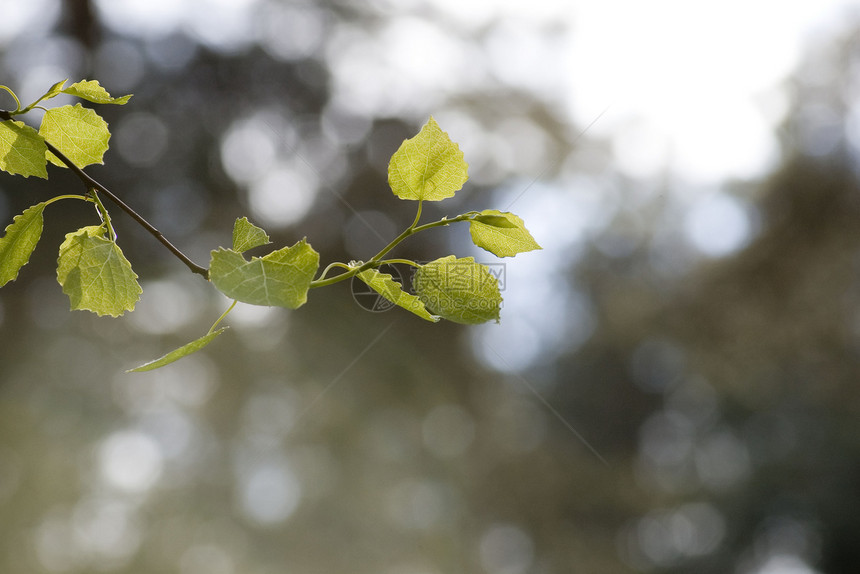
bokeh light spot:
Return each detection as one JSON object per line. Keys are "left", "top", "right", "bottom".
{"left": 631, "top": 503, "right": 726, "bottom": 567}
{"left": 72, "top": 497, "right": 142, "bottom": 565}
{"left": 115, "top": 112, "right": 169, "bottom": 168}
{"left": 220, "top": 112, "right": 285, "bottom": 185}
{"left": 684, "top": 193, "right": 755, "bottom": 257}
{"left": 479, "top": 523, "right": 535, "bottom": 574}
{"left": 98, "top": 430, "right": 164, "bottom": 493}
{"left": 237, "top": 459, "right": 302, "bottom": 526}
{"left": 93, "top": 39, "right": 145, "bottom": 92}
{"left": 0, "top": 0, "right": 59, "bottom": 45}
{"left": 386, "top": 479, "right": 448, "bottom": 530}
{"left": 128, "top": 277, "right": 206, "bottom": 335}
{"left": 258, "top": 3, "right": 326, "bottom": 61}
{"left": 247, "top": 161, "right": 319, "bottom": 228}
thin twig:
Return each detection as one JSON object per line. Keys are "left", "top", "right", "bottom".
{"left": 44, "top": 139, "right": 210, "bottom": 279}
{"left": 2, "top": 107, "right": 208, "bottom": 278}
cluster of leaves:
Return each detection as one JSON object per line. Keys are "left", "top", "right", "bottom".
{"left": 0, "top": 80, "right": 540, "bottom": 371}
{"left": 0, "top": 79, "right": 130, "bottom": 178}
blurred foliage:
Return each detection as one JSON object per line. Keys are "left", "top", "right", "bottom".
{"left": 1, "top": 1, "right": 860, "bottom": 574}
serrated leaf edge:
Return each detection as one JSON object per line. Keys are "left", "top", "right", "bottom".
{"left": 0, "top": 202, "right": 46, "bottom": 286}
{"left": 56, "top": 226, "right": 142, "bottom": 317}
{"left": 468, "top": 210, "right": 541, "bottom": 258}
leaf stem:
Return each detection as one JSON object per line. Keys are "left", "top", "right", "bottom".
{"left": 43, "top": 194, "right": 91, "bottom": 206}
{"left": 41, "top": 139, "right": 210, "bottom": 279}
{"left": 309, "top": 211, "right": 473, "bottom": 289}
{"left": 0, "top": 87, "right": 21, "bottom": 112}
{"left": 411, "top": 199, "right": 424, "bottom": 229}
{"left": 314, "top": 261, "right": 353, "bottom": 282}
{"left": 88, "top": 189, "right": 117, "bottom": 241}
{"left": 410, "top": 213, "right": 471, "bottom": 235}
{"left": 379, "top": 258, "right": 420, "bottom": 267}
{"left": 309, "top": 261, "right": 372, "bottom": 288}
{"left": 209, "top": 300, "right": 237, "bottom": 334}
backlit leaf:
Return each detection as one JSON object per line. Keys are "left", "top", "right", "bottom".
{"left": 209, "top": 239, "right": 319, "bottom": 308}
{"left": 388, "top": 117, "right": 468, "bottom": 201}
{"left": 0, "top": 202, "right": 46, "bottom": 286}
{"left": 232, "top": 217, "right": 271, "bottom": 253}
{"left": 413, "top": 255, "right": 501, "bottom": 324}
{"left": 472, "top": 213, "right": 518, "bottom": 228}
{"left": 0, "top": 120, "right": 48, "bottom": 178}
{"left": 62, "top": 80, "right": 132, "bottom": 105}
{"left": 469, "top": 210, "right": 541, "bottom": 257}
{"left": 56, "top": 225, "right": 142, "bottom": 317}
{"left": 40, "top": 104, "right": 111, "bottom": 168}
{"left": 356, "top": 268, "right": 440, "bottom": 322}
{"left": 127, "top": 328, "right": 228, "bottom": 372}
{"left": 39, "top": 79, "right": 68, "bottom": 103}
{"left": 17, "top": 79, "right": 68, "bottom": 111}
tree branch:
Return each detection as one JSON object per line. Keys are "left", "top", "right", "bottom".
{"left": 43, "top": 138, "right": 210, "bottom": 279}
{"left": 2, "top": 108, "right": 208, "bottom": 278}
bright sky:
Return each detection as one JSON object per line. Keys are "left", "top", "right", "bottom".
{"left": 81, "top": 0, "right": 857, "bottom": 184}
{"left": 568, "top": 0, "right": 854, "bottom": 183}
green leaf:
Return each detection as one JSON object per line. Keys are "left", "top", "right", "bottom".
{"left": 412, "top": 255, "right": 502, "bottom": 324}
{"left": 209, "top": 239, "right": 319, "bottom": 308}
{"left": 56, "top": 225, "right": 142, "bottom": 317}
{"left": 18, "top": 79, "right": 68, "bottom": 112}
{"left": 62, "top": 80, "right": 132, "bottom": 105}
{"left": 469, "top": 210, "right": 541, "bottom": 257}
{"left": 472, "top": 213, "right": 518, "bottom": 228}
{"left": 0, "top": 202, "right": 46, "bottom": 286}
{"left": 232, "top": 217, "right": 271, "bottom": 253}
{"left": 127, "top": 328, "right": 228, "bottom": 372}
{"left": 0, "top": 120, "right": 48, "bottom": 178}
{"left": 39, "top": 104, "right": 111, "bottom": 168}
{"left": 39, "top": 79, "right": 68, "bottom": 103}
{"left": 388, "top": 116, "right": 468, "bottom": 201}
{"left": 356, "top": 268, "right": 440, "bottom": 322}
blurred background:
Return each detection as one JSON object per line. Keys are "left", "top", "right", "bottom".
{"left": 1, "top": 0, "right": 860, "bottom": 572}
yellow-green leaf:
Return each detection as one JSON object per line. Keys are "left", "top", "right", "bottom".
{"left": 388, "top": 117, "right": 468, "bottom": 201}
{"left": 0, "top": 202, "right": 46, "bottom": 286}
{"left": 56, "top": 226, "right": 142, "bottom": 317}
{"left": 0, "top": 120, "right": 48, "bottom": 178}
{"left": 40, "top": 104, "right": 111, "bottom": 168}
{"left": 469, "top": 210, "right": 541, "bottom": 257}
{"left": 356, "top": 268, "right": 440, "bottom": 322}
{"left": 232, "top": 217, "right": 271, "bottom": 253}
{"left": 39, "top": 79, "right": 68, "bottom": 103}
{"left": 413, "top": 255, "right": 501, "bottom": 324}
{"left": 472, "top": 213, "right": 518, "bottom": 228}
{"left": 127, "top": 328, "right": 228, "bottom": 372}
{"left": 209, "top": 239, "right": 319, "bottom": 308}
{"left": 62, "top": 80, "right": 132, "bottom": 105}
{"left": 18, "top": 79, "right": 68, "bottom": 111}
